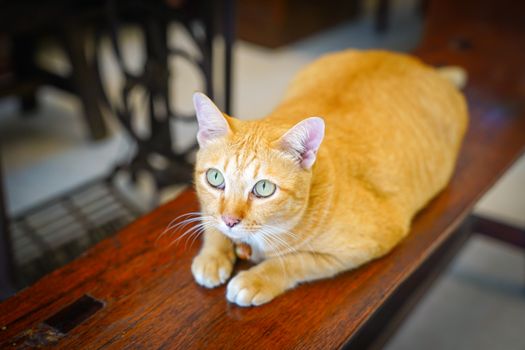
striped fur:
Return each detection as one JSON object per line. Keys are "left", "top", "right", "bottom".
{"left": 191, "top": 50, "right": 468, "bottom": 306}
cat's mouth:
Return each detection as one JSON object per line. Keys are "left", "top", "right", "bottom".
{"left": 216, "top": 223, "right": 246, "bottom": 240}
{"left": 215, "top": 222, "right": 258, "bottom": 245}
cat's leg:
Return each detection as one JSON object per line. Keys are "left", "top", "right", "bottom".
{"left": 192, "top": 228, "right": 236, "bottom": 288}
{"left": 226, "top": 251, "right": 350, "bottom": 306}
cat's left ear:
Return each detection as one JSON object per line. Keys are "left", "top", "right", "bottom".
{"left": 278, "top": 117, "right": 325, "bottom": 169}
{"left": 193, "top": 92, "right": 231, "bottom": 147}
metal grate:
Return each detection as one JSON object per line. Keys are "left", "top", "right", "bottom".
{"left": 10, "top": 177, "right": 143, "bottom": 287}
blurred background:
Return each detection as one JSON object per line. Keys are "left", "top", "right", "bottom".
{"left": 0, "top": 0, "right": 523, "bottom": 348}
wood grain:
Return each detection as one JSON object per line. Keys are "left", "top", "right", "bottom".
{"left": 1, "top": 0, "right": 525, "bottom": 348}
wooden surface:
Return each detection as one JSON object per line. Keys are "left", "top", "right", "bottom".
{"left": 1, "top": 0, "right": 525, "bottom": 348}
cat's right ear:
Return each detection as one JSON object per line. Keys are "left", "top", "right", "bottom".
{"left": 193, "top": 92, "right": 230, "bottom": 147}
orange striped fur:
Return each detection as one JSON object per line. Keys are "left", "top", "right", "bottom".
{"left": 190, "top": 50, "right": 468, "bottom": 306}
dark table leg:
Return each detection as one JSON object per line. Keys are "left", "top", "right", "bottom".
{"left": 0, "top": 151, "right": 16, "bottom": 300}
{"left": 471, "top": 214, "right": 525, "bottom": 249}
{"left": 62, "top": 25, "right": 108, "bottom": 141}
{"left": 472, "top": 214, "right": 525, "bottom": 287}
{"left": 376, "top": 0, "right": 390, "bottom": 33}
{"left": 12, "top": 34, "right": 39, "bottom": 113}
{"left": 223, "top": 0, "right": 234, "bottom": 115}
{"left": 208, "top": 0, "right": 234, "bottom": 114}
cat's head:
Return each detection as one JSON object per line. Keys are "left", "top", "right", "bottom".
{"left": 192, "top": 92, "right": 324, "bottom": 245}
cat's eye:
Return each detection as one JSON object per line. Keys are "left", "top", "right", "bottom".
{"left": 252, "top": 180, "right": 276, "bottom": 198}
{"left": 206, "top": 168, "right": 225, "bottom": 189}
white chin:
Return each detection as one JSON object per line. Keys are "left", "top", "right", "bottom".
{"left": 217, "top": 225, "right": 240, "bottom": 239}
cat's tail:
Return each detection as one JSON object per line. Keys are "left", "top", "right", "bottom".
{"left": 437, "top": 66, "right": 468, "bottom": 89}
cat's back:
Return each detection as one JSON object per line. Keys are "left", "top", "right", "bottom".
{"left": 269, "top": 50, "right": 468, "bottom": 216}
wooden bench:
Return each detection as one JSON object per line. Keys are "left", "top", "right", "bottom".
{"left": 1, "top": 0, "right": 524, "bottom": 348}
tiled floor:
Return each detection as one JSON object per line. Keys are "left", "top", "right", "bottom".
{"left": 0, "top": 2, "right": 523, "bottom": 348}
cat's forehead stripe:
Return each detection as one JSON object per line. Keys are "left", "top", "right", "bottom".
{"left": 223, "top": 157, "right": 231, "bottom": 173}
{"left": 243, "top": 161, "right": 258, "bottom": 184}
{"left": 234, "top": 152, "right": 241, "bottom": 170}
{"left": 224, "top": 155, "right": 236, "bottom": 175}
{"left": 237, "top": 151, "right": 254, "bottom": 170}
{"left": 252, "top": 162, "right": 261, "bottom": 179}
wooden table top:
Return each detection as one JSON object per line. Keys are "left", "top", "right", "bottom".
{"left": 1, "top": 0, "right": 525, "bottom": 349}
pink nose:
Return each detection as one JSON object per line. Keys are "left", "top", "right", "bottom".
{"left": 222, "top": 215, "right": 241, "bottom": 228}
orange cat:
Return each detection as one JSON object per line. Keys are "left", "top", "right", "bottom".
{"left": 190, "top": 50, "right": 468, "bottom": 306}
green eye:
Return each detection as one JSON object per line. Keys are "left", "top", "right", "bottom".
{"left": 253, "top": 180, "right": 276, "bottom": 198}
{"left": 206, "top": 168, "right": 225, "bottom": 189}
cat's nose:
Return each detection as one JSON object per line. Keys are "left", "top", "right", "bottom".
{"left": 222, "top": 215, "right": 241, "bottom": 228}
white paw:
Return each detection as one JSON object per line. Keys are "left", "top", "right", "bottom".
{"left": 191, "top": 252, "right": 233, "bottom": 288}
{"left": 226, "top": 271, "right": 283, "bottom": 307}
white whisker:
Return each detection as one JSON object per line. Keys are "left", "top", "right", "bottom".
{"left": 188, "top": 222, "right": 214, "bottom": 249}
{"left": 167, "top": 218, "right": 215, "bottom": 249}
{"left": 156, "top": 211, "right": 208, "bottom": 243}
{"left": 166, "top": 211, "right": 204, "bottom": 230}
{"left": 257, "top": 224, "right": 313, "bottom": 268}
{"left": 264, "top": 223, "right": 316, "bottom": 252}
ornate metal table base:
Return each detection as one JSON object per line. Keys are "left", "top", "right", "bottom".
{"left": 0, "top": 0, "right": 234, "bottom": 297}
{"left": 96, "top": 0, "right": 234, "bottom": 194}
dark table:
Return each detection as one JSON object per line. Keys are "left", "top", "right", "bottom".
{"left": 0, "top": 0, "right": 234, "bottom": 297}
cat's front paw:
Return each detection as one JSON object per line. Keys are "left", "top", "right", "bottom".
{"left": 226, "top": 271, "right": 284, "bottom": 307}
{"left": 192, "top": 252, "right": 233, "bottom": 288}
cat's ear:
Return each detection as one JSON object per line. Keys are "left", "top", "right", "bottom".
{"left": 193, "top": 92, "right": 230, "bottom": 147}
{"left": 278, "top": 117, "right": 325, "bottom": 169}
